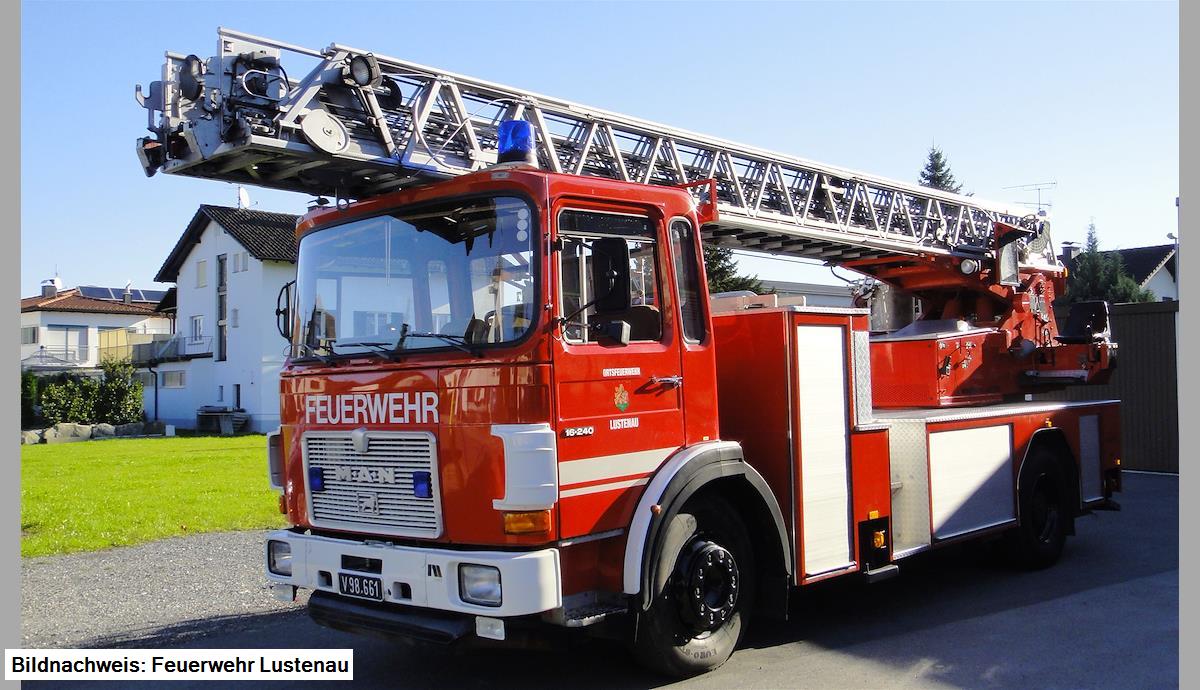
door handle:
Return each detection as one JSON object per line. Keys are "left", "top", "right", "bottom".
{"left": 651, "top": 375, "right": 683, "bottom": 388}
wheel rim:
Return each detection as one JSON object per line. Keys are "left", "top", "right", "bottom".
{"left": 675, "top": 540, "right": 739, "bottom": 633}
{"left": 1031, "top": 474, "right": 1061, "bottom": 544}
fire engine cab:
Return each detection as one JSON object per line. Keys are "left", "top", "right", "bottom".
{"left": 137, "top": 29, "right": 1122, "bottom": 676}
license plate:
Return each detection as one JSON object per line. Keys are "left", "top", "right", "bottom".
{"left": 338, "top": 573, "right": 383, "bottom": 601}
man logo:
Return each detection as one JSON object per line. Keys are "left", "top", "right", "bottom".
{"left": 334, "top": 466, "right": 397, "bottom": 484}
{"left": 357, "top": 492, "right": 379, "bottom": 515}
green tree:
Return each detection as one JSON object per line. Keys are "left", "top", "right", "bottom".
{"left": 918, "top": 146, "right": 963, "bottom": 194}
{"left": 1064, "top": 223, "right": 1155, "bottom": 304}
{"left": 702, "top": 243, "right": 763, "bottom": 294}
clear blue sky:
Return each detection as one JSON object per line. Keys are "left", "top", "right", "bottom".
{"left": 20, "top": 1, "right": 1178, "bottom": 295}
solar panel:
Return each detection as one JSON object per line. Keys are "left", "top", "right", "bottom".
{"left": 76, "top": 286, "right": 168, "bottom": 303}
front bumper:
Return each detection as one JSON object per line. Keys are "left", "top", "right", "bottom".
{"left": 264, "top": 530, "right": 562, "bottom": 618}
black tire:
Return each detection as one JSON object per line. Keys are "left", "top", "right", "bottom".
{"left": 632, "top": 496, "right": 755, "bottom": 677}
{"left": 1008, "top": 448, "right": 1073, "bottom": 569}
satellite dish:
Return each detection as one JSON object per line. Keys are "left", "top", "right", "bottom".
{"left": 237, "top": 186, "right": 251, "bottom": 209}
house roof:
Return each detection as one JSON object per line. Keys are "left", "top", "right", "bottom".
{"left": 1067, "top": 243, "right": 1177, "bottom": 288}
{"left": 21, "top": 289, "right": 160, "bottom": 316}
{"left": 1111, "top": 244, "right": 1176, "bottom": 287}
{"left": 155, "top": 204, "right": 300, "bottom": 282}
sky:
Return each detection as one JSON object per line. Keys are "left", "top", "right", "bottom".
{"left": 19, "top": 1, "right": 1178, "bottom": 296}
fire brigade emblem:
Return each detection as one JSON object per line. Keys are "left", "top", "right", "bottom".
{"left": 614, "top": 384, "right": 630, "bottom": 412}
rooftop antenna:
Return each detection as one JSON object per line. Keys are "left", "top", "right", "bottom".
{"left": 1003, "top": 181, "right": 1057, "bottom": 216}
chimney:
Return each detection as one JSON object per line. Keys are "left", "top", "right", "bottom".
{"left": 40, "top": 278, "right": 58, "bottom": 298}
{"left": 123, "top": 280, "right": 133, "bottom": 305}
{"left": 1060, "top": 241, "right": 1081, "bottom": 264}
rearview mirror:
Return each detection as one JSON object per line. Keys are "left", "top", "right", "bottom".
{"left": 275, "top": 280, "right": 295, "bottom": 341}
{"left": 593, "top": 320, "right": 631, "bottom": 346}
{"left": 590, "top": 237, "right": 631, "bottom": 313}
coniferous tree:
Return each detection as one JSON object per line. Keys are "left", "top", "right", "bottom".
{"left": 702, "top": 243, "right": 764, "bottom": 294}
{"left": 1064, "top": 223, "right": 1155, "bottom": 304}
{"left": 918, "top": 146, "right": 963, "bottom": 194}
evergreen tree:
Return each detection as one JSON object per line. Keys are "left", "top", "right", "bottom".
{"left": 702, "top": 243, "right": 763, "bottom": 294}
{"left": 1064, "top": 223, "right": 1155, "bottom": 304}
{"left": 918, "top": 146, "right": 963, "bottom": 194}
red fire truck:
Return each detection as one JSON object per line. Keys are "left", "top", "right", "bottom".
{"left": 137, "top": 29, "right": 1122, "bottom": 676}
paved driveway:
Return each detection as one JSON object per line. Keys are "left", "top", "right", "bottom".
{"left": 23, "top": 472, "right": 1177, "bottom": 689}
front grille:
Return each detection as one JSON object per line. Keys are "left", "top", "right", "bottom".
{"left": 304, "top": 431, "right": 441, "bottom": 538}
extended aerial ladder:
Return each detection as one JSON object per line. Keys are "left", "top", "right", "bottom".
{"left": 136, "top": 28, "right": 1115, "bottom": 405}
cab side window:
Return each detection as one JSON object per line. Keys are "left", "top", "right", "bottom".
{"left": 559, "top": 210, "right": 662, "bottom": 344}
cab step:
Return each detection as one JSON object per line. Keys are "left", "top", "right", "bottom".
{"left": 864, "top": 564, "right": 900, "bottom": 583}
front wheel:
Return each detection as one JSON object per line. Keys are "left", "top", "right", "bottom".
{"left": 632, "top": 497, "right": 754, "bottom": 677}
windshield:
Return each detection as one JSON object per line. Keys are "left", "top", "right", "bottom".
{"left": 294, "top": 195, "right": 537, "bottom": 357}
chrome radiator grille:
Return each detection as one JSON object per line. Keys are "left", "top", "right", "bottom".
{"left": 303, "top": 431, "right": 441, "bottom": 538}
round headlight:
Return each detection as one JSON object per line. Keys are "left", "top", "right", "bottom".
{"left": 960, "top": 258, "right": 980, "bottom": 275}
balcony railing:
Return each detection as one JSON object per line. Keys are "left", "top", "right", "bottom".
{"left": 99, "top": 334, "right": 214, "bottom": 365}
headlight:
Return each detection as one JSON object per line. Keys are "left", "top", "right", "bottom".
{"left": 268, "top": 540, "right": 293, "bottom": 577}
{"left": 458, "top": 564, "right": 502, "bottom": 607}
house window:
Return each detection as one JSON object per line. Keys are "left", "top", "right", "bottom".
{"left": 45, "top": 325, "right": 88, "bottom": 362}
{"left": 196, "top": 260, "right": 208, "bottom": 288}
{"left": 190, "top": 316, "right": 204, "bottom": 342}
{"left": 217, "top": 385, "right": 224, "bottom": 402}
{"left": 216, "top": 254, "right": 228, "bottom": 362}
{"left": 21, "top": 326, "right": 38, "bottom": 345}
{"left": 135, "top": 372, "right": 155, "bottom": 387}
{"left": 231, "top": 308, "right": 239, "bottom": 329}
{"left": 162, "top": 371, "right": 186, "bottom": 388}
{"left": 234, "top": 383, "right": 242, "bottom": 409}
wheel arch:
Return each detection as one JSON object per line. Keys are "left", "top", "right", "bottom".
{"left": 1017, "top": 427, "right": 1081, "bottom": 527}
{"left": 623, "top": 442, "right": 792, "bottom": 612}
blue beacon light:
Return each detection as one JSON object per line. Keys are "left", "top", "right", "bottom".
{"left": 497, "top": 119, "right": 537, "bottom": 166}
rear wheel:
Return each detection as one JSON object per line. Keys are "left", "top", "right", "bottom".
{"left": 632, "top": 497, "right": 755, "bottom": 677}
{"left": 1008, "top": 448, "right": 1073, "bottom": 569}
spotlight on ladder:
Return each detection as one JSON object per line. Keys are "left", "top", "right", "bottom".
{"left": 347, "top": 53, "right": 382, "bottom": 88}
{"left": 497, "top": 120, "right": 537, "bottom": 166}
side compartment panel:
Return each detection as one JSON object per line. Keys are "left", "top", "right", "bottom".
{"left": 796, "top": 325, "right": 853, "bottom": 576}
{"left": 888, "top": 419, "right": 931, "bottom": 557}
{"left": 1079, "top": 414, "right": 1102, "bottom": 501}
{"left": 928, "top": 424, "right": 1015, "bottom": 539}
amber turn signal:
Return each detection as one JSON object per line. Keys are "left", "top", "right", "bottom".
{"left": 872, "top": 530, "right": 887, "bottom": 550}
{"left": 503, "top": 510, "right": 552, "bottom": 534}
{"left": 278, "top": 494, "right": 288, "bottom": 515}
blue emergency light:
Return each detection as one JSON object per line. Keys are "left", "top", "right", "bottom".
{"left": 497, "top": 119, "right": 537, "bottom": 165}
{"left": 412, "top": 471, "right": 433, "bottom": 499}
{"left": 308, "top": 466, "right": 325, "bottom": 492}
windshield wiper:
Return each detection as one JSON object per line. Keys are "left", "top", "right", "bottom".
{"left": 328, "top": 339, "right": 402, "bottom": 362}
{"left": 396, "top": 323, "right": 483, "bottom": 357}
{"left": 296, "top": 342, "right": 337, "bottom": 365}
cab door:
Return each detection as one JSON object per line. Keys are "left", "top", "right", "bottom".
{"left": 551, "top": 203, "right": 685, "bottom": 538}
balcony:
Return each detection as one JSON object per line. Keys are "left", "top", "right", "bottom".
{"left": 99, "top": 334, "right": 213, "bottom": 366}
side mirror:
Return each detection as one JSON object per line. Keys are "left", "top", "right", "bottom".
{"left": 275, "top": 280, "right": 295, "bottom": 341}
{"left": 593, "top": 320, "right": 631, "bottom": 346}
{"left": 590, "top": 237, "right": 632, "bottom": 313}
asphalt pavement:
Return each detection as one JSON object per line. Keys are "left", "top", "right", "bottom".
{"left": 22, "top": 472, "right": 1177, "bottom": 689}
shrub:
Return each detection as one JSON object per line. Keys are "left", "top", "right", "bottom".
{"left": 21, "top": 370, "right": 40, "bottom": 427}
{"left": 40, "top": 376, "right": 99, "bottom": 425}
{"left": 95, "top": 358, "right": 144, "bottom": 425}
{"left": 36, "top": 359, "right": 144, "bottom": 426}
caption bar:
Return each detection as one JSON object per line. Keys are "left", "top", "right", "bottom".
{"left": 5, "top": 649, "right": 354, "bottom": 681}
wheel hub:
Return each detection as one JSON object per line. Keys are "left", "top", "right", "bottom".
{"left": 676, "top": 541, "right": 739, "bottom": 633}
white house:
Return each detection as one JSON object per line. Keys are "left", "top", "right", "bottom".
{"left": 21, "top": 280, "right": 172, "bottom": 371}
{"left": 143, "top": 205, "right": 298, "bottom": 432}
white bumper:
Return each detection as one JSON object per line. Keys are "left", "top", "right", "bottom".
{"left": 264, "top": 530, "right": 562, "bottom": 617}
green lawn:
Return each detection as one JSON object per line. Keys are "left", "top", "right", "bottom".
{"left": 21, "top": 435, "right": 286, "bottom": 557}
